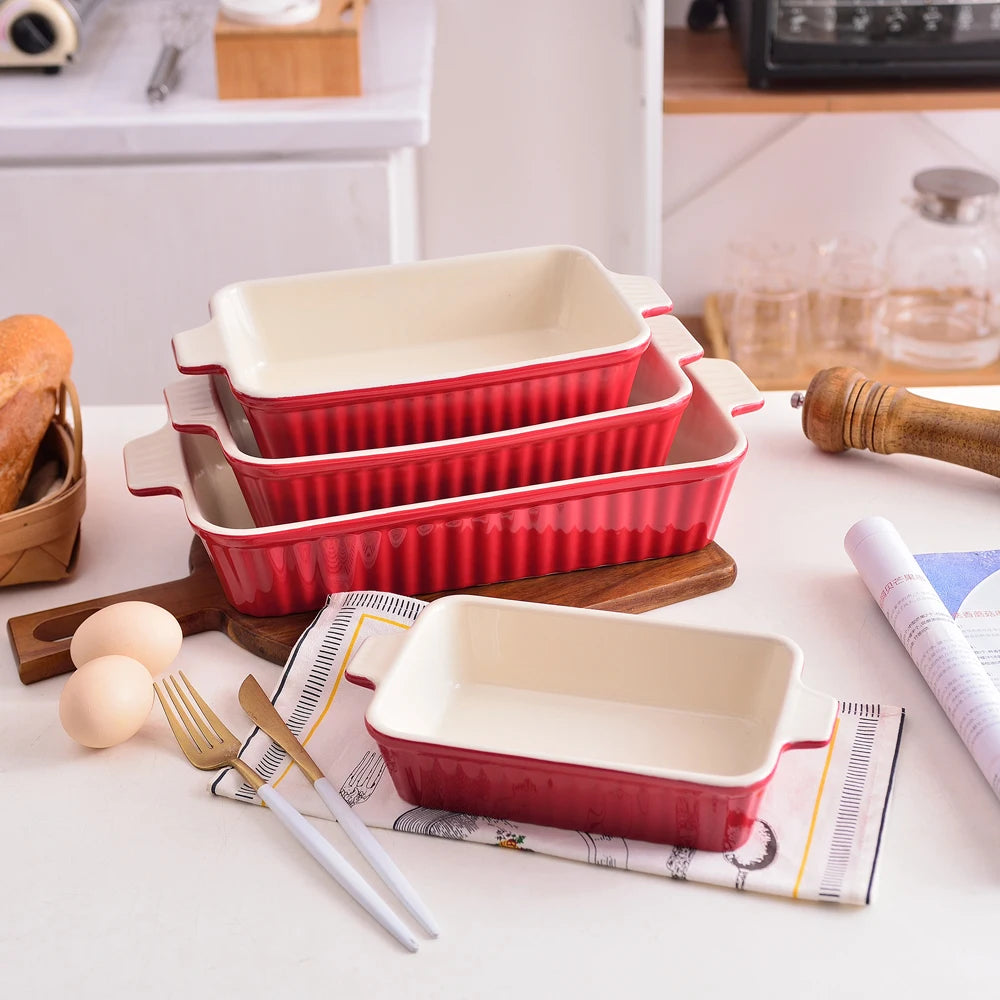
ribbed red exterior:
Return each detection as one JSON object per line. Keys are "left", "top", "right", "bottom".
{"left": 195, "top": 461, "right": 742, "bottom": 616}
{"left": 370, "top": 728, "right": 771, "bottom": 851}
{"left": 235, "top": 347, "right": 647, "bottom": 459}
{"left": 235, "top": 402, "right": 686, "bottom": 526}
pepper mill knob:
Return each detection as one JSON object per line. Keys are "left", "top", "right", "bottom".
{"left": 793, "top": 366, "right": 1000, "bottom": 478}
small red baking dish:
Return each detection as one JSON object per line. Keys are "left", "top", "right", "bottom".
{"left": 170, "top": 245, "right": 671, "bottom": 457}
{"left": 123, "top": 357, "right": 763, "bottom": 617}
{"left": 344, "top": 595, "right": 837, "bottom": 851}
{"left": 164, "top": 315, "right": 703, "bottom": 526}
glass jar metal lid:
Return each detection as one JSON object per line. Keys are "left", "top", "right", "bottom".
{"left": 912, "top": 167, "right": 999, "bottom": 225}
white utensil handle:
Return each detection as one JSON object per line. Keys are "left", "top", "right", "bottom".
{"left": 163, "top": 376, "right": 227, "bottom": 439}
{"left": 647, "top": 313, "right": 705, "bottom": 367}
{"left": 607, "top": 270, "right": 673, "bottom": 317}
{"left": 256, "top": 783, "right": 419, "bottom": 953}
{"left": 314, "top": 776, "right": 439, "bottom": 938}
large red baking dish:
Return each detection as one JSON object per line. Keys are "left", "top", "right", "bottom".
{"left": 164, "top": 315, "right": 703, "bottom": 526}
{"left": 123, "top": 357, "right": 763, "bottom": 617}
{"left": 344, "top": 595, "right": 837, "bottom": 851}
{"left": 171, "top": 246, "right": 672, "bottom": 458}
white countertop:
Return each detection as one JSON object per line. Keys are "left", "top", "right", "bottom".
{"left": 3, "top": 385, "right": 1000, "bottom": 998}
{"left": 0, "top": 0, "right": 434, "bottom": 161}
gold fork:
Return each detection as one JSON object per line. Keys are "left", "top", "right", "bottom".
{"left": 155, "top": 671, "right": 419, "bottom": 952}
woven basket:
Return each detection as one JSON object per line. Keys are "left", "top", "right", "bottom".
{"left": 0, "top": 381, "right": 85, "bottom": 586}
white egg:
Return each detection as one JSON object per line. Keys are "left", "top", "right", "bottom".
{"left": 59, "top": 655, "right": 154, "bottom": 749}
{"left": 70, "top": 601, "right": 183, "bottom": 676}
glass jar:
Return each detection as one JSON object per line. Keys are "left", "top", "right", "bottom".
{"left": 883, "top": 167, "right": 1000, "bottom": 370}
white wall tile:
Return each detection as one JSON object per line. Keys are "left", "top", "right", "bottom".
{"left": 661, "top": 112, "right": 1000, "bottom": 313}
{"left": 921, "top": 111, "right": 1000, "bottom": 172}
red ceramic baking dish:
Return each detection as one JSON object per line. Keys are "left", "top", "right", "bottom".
{"left": 123, "top": 357, "right": 763, "bottom": 617}
{"left": 344, "top": 595, "right": 837, "bottom": 851}
{"left": 170, "top": 245, "right": 671, "bottom": 458}
{"left": 163, "top": 315, "right": 703, "bottom": 526}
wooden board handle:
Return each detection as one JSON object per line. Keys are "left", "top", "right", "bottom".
{"left": 796, "top": 366, "right": 1000, "bottom": 477}
{"left": 8, "top": 539, "right": 313, "bottom": 685}
{"left": 10, "top": 537, "right": 737, "bottom": 685}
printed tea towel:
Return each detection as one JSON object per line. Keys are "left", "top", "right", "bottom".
{"left": 212, "top": 592, "right": 904, "bottom": 904}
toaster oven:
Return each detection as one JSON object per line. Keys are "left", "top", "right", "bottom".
{"left": 729, "top": 0, "right": 1000, "bottom": 88}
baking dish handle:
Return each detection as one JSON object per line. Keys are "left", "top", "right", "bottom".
{"left": 607, "top": 271, "right": 673, "bottom": 318}
{"left": 647, "top": 314, "right": 705, "bottom": 367}
{"left": 344, "top": 633, "right": 409, "bottom": 690}
{"left": 682, "top": 357, "right": 765, "bottom": 417}
{"left": 163, "top": 376, "right": 225, "bottom": 439}
{"left": 172, "top": 318, "right": 226, "bottom": 374}
{"left": 777, "top": 682, "right": 839, "bottom": 750}
{"left": 123, "top": 424, "right": 190, "bottom": 500}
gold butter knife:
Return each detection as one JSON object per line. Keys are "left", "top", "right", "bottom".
{"left": 238, "top": 675, "right": 439, "bottom": 937}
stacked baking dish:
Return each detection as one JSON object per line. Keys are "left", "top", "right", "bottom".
{"left": 125, "top": 245, "right": 765, "bottom": 616}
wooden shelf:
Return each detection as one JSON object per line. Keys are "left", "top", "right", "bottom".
{"left": 678, "top": 304, "right": 1000, "bottom": 391}
{"left": 663, "top": 27, "right": 1000, "bottom": 114}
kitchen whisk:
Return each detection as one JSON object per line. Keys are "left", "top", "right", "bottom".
{"left": 146, "top": 0, "right": 216, "bottom": 103}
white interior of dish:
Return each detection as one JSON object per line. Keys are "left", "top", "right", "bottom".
{"left": 363, "top": 597, "right": 803, "bottom": 784}
{"left": 209, "top": 247, "right": 648, "bottom": 396}
{"left": 179, "top": 358, "right": 743, "bottom": 533}
{"left": 182, "top": 433, "right": 257, "bottom": 529}
{"left": 211, "top": 375, "right": 261, "bottom": 456}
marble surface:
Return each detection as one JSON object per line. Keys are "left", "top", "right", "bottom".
{"left": 3, "top": 385, "right": 1000, "bottom": 997}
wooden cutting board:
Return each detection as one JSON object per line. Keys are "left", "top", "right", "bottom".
{"left": 9, "top": 536, "right": 736, "bottom": 685}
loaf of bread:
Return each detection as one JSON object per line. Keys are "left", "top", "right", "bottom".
{"left": 0, "top": 315, "right": 74, "bottom": 514}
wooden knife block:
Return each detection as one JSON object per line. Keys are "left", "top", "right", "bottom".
{"left": 214, "top": 0, "right": 363, "bottom": 100}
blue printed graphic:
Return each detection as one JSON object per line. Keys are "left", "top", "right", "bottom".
{"left": 915, "top": 550, "right": 1000, "bottom": 618}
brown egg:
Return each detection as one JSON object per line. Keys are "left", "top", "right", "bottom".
{"left": 70, "top": 601, "right": 182, "bottom": 676}
{"left": 59, "top": 655, "right": 155, "bottom": 749}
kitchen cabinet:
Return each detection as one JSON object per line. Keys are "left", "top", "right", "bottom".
{"left": 0, "top": 0, "right": 433, "bottom": 404}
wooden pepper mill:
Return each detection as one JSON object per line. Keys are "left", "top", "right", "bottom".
{"left": 791, "top": 367, "right": 1000, "bottom": 478}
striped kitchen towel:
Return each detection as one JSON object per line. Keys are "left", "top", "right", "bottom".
{"left": 212, "top": 592, "right": 904, "bottom": 904}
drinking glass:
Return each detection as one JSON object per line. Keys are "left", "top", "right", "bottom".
{"left": 720, "top": 236, "right": 798, "bottom": 328}
{"left": 729, "top": 267, "right": 808, "bottom": 380}
{"left": 808, "top": 260, "right": 888, "bottom": 370}
{"left": 812, "top": 233, "right": 879, "bottom": 281}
